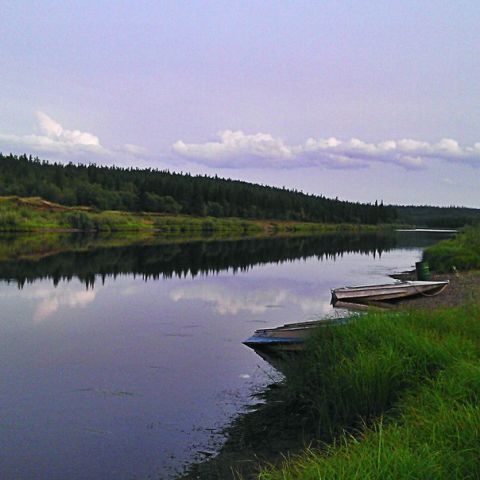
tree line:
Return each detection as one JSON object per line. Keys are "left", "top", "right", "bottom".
{"left": 1, "top": 153, "right": 479, "bottom": 226}
{"left": 396, "top": 205, "right": 480, "bottom": 228}
{"left": 0, "top": 153, "right": 396, "bottom": 224}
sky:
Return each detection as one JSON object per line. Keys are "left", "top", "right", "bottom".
{"left": 0, "top": 0, "right": 479, "bottom": 207}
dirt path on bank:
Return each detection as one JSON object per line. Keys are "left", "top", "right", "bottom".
{"left": 392, "top": 270, "right": 480, "bottom": 310}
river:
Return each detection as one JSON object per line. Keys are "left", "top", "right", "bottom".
{"left": 0, "top": 230, "right": 452, "bottom": 479}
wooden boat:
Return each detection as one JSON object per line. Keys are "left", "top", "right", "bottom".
{"left": 331, "top": 280, "right": 449, "bottom": 303}
{"left": 243, "top": 321, "right": 315, "bottom": 367}
{"left": 244, "top": 322, "right": 311, "bottom": 352}
{"left": 243, "top": 318, "right": 347, "bottom": 358}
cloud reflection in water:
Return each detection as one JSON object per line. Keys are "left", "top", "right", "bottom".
{"left": 170, "top": 281, "right": 331, "bottom": 316}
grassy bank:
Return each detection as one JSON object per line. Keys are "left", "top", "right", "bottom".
{"left": 423, "top": 225, "right": 480, "bottom": 272}
{"left": 257, "top": 304, "right": 480, "bottom": 479}
{"left": 0, "top": 195, "right": 397, "bottom": 235}
{"left": 261, "top": 363, "right": 480, "bottom": 479}
{"left": 0, "top": 196, "right": 152, "bottom": 232}
{"left": 183, "top": 302, "right": 480, "bottom": 479}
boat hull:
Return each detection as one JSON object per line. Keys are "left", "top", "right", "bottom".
{"left": 243, "top": 318, "right": 348, "bottom": 370}
{"left": 243, "top": 318, "right": 346, "bottom": 353}
{"left": 331, "top": 280, "right": 448, "bottom": 303}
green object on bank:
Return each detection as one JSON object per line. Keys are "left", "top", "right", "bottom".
{"left": 416, "top": 261, "right": 431, "bottom": 280}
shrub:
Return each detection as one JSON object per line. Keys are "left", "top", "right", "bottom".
{"left": 63, "top": 212, "right": 95, "bottom": 231}
{"left": 0, "top": 212, "right": 19, "bottom": 230}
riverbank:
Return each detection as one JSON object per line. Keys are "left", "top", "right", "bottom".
{"left": 179, "top": 228, "right": 480, "bottom": 479}
{"left": 180, "top": 275, "right": 480, "bottom": 479}
{"left": 423, "top": 224, "right": 480, "bottom": 271}
{"left": 0, "top": 195, "right": 400, "bottom": 235}
{"left": 392, "top": 225, "right": 480, "bottom": 310}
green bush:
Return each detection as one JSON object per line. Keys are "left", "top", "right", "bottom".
{"left": 0, "top": 211, "right": 19, "bottom": 230}
{"left": 63, "top": 212, "right": 95, "bottom": 231}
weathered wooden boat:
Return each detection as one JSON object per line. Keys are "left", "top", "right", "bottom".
{"left": 243, "top": 318, "right": 347, "bottom": 361}
{"left": 331, "top": 280, "right": 449, "bottom": 303}
{"left": 243, "top": 322, "right": 314, "bottom": 367}
{"left": 244, "top": 322, "right": 312, "bottom": 351}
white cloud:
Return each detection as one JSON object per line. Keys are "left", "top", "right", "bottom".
{"left": 0, "top": 111, "right": 107, "bottom": 156}
{"left": 36, "top": 111, "right": 101, "bottom": 147}
{"left": 173, "top": 130, "right": 295, "bottom": 168}
{"left": 123, "top": 143, "right": 148, "bottom": 156}
{"left": 172, "top": 130, "right": 480, "bottom": 170}
{"left": 0, "top": 112, "right": 147, "bottom": 160}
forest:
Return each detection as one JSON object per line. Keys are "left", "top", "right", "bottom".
{"left": 0, "top": 153, "right": 395, "bottom": 224}
{"left": 396, "top": 205, "right": 480, "bottom": 228}
{"left": 0, "top": 153, "right": 479, "bottom": 227}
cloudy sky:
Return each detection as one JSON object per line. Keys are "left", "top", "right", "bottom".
{"left": 1, "top": 1, "right": 479, "bottom": 207}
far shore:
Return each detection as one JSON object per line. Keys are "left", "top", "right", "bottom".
{"left": 0, "top": 195, "right": 404, "bottom": 236}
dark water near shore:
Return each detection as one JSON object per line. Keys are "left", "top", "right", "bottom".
{"left": 0, "top": 231, "right": 452, "bottom": 479}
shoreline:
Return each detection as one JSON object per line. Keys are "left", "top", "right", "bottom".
{"left": 393, "top": 270, "right": 480, "bottom": 310}
{"left": 178, "top": 268, "right": 480, "bottom": 479}
{"left": 0, "top": 195, "right": 402, "bottom": 234}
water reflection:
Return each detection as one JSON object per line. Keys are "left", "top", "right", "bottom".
{"left": 0, "top": 232, "right": 403, "bottom": 287}
{"left": 170, "top": 281, "right": 332, "bottom": 316}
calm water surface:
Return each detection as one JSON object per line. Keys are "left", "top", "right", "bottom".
{"left": 0, "top": 232, "right": 451, "bottom": 479}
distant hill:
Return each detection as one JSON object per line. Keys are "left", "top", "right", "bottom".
{"left": 0, "top": 152, "right": 478, "bottom": 226}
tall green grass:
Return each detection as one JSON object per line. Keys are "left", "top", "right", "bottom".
{"left": 255, "top": 304, "right": 480, "bottom": 479}
{"left": 423, "top": 225, "right": 480, "bottom": 272}
{"left": 260, "top": 363, "right": 480, "bottom": 479}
